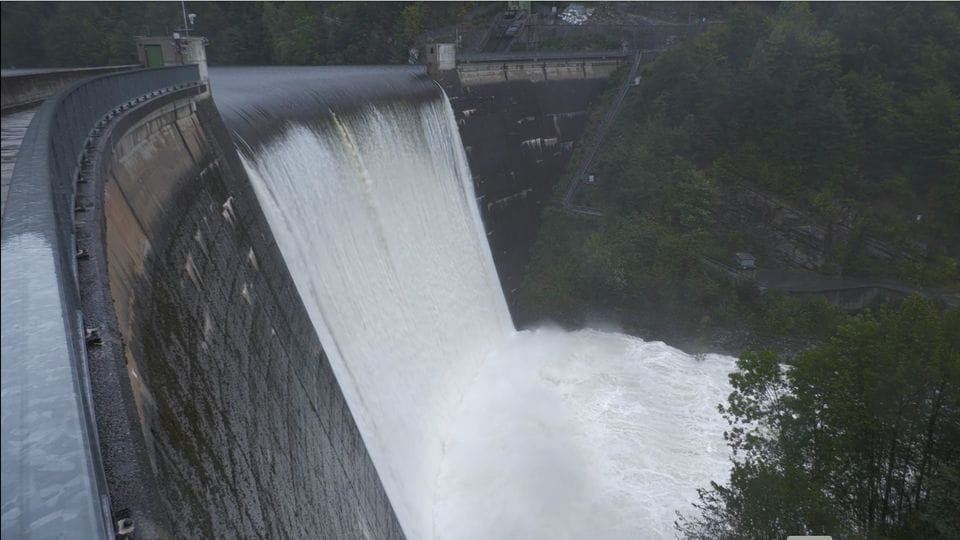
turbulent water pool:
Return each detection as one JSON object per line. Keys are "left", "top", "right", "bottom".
{"left": 435, "top": 328, "right": 733, "bottom": 539}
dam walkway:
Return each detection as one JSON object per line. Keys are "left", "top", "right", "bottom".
{"left": 1, "top": 65, "right": 137, "bottom": 222}
{"left": 2, "top": 64, "right": 203, "bottom": 538}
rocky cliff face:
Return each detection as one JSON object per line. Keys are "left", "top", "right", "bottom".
{"left": 719, "top": 182, "right": 925, "bottom": 273}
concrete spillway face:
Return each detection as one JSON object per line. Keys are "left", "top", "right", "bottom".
{"left": 217, "top": 67, "right": 514, "bottom": 538}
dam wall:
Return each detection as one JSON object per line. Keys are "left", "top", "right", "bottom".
{"left": 2, "top": 66, "right": 401, "bottom": 538}
{"left": 439, "top": 69, "right": 610, "bottom": 311}
{"left": 456, "top": 55, "right": 623, "bottom": 86}
{"left": 95, "top": 83, "right": 400, "bottom": 538}
{"left": 0, "top": 65, "right": 139, "bottom": 112}
{"left": 92, "top": 76, "right": 402, "bottom": 537}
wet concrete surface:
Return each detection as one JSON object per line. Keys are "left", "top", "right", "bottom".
{"left": 1, "top": 109, "right": 36, "bottom": 220}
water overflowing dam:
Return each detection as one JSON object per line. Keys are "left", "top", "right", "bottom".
{"left": 213, "top": 67, "right": 735, "bottom": 538}
{"left": 2, "top": 65, "right": 734, "bottom": 538}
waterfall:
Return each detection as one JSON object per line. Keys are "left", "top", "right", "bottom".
{"left": 228, "top": 70, "right": 734, "bottom": 539}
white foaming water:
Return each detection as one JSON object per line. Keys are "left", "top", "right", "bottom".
{"left": 239, "top": 93, "right": 734, "bottom": 539}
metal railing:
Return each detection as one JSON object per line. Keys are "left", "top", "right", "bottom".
{"left": 0, "top": 64, "right": 200, "bottom": 539}
{"left": 1, "top": 65, "right": 141, "bottom": 112}
{"left": 458, "top": 49, "right": 631, "bottom": 64}
{"left": 48, "top": 66, "right": 199, "bottom": 235}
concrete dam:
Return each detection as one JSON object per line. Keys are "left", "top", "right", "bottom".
{"left": 2, "top": 64, "right": 734, "bottom": 539}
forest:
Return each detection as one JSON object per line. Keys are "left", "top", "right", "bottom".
{"left": 0, "top": 1, "right": 470, "bottom": 68}
{"left": 521, "top": 2, "right": 960, "bottom": 345}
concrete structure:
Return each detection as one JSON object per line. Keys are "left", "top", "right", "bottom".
{"left": 736, "top": 252, "right": 757, "bottom": 279}
{"left": 436, "top": 65, "right": 609, "bottom": 304}
{"left": 456, "top": 50, "right": 628, "bottom": 85}
{"left": 2, "top": 65, "right": 400, "bottom": 538}
{"left": 1, "top": 65, "right": 138, "bottom": 112}
{"left": 136, "top": 35, "right": 208, "bottom": 82}
{"left": 735, "top": 252, "right": 757, "bottom": 270}
{"left": 424, "top": 42, "right": 457, "bottom": 72}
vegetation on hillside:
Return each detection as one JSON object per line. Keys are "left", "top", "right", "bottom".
{"left": 0, "top": 1, "right": 476, "bottom": 68}
{"left": 679, "top": 298, "right": 960, "bottom": 538}
{"left": 521, "top": 3, "right": 960, "bottom": 342}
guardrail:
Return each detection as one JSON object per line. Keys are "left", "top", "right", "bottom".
{"left": 1, "top": 64, "right": 141, "bottom": 113}
{"left": 458, "top": 49, "right": 632, "bottom": 64}
{"left": 0, "top": 64, "right": 200, "bottom": 539}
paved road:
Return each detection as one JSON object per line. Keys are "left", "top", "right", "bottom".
{"left": 560, "top": 50, "right": 644, "bottom": 214}
{"left": 702, "top": 258, "right": 959, "bottom": 307}
{"left": 756, "top": 268, "right": 958, "bottom": 306}
{"left": 1, "top": 108, "right": 36, "bottom": 220}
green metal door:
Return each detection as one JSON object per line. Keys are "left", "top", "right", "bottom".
{"left": 144, "top": 45, "right": 163, "bottom": 67}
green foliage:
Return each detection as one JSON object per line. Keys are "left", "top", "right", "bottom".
{"left": 679, "top": 298, "right": 960, "bottom": 538}
{"left": 553, "top": 64, "right": 628, "bottom": 202}
{"left": 924, "top": 256, "right": 960, "bottom": 287}
{"left": 523, "top": 2, "right": 960, "bottom": 339}
{"left": 397, "top": 3, "right": 426, "bottom": 62}
{"left": 747, "top": 292, "right": 845, "bottom": 340}
{"left": 522, "top": 210, "right": 594, "bottom": 321}
{"left": 628, "top": 1, "right": 958, "bottom": 244}
{"left": 0, "top": 1, "right": 472, "bottom": 67}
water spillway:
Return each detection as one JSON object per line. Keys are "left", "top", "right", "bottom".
{"left": 215, "top": 66, "right": 514, "bottom": 538}
{"left": 213, "top": 67, "right": 735, "bottom": 539}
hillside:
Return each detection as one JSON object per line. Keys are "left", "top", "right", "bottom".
{"left": 520, "top": 2, "right": 960, "bottom": 353}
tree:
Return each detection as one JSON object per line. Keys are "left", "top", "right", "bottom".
{"left": 1, "top": 1, "right": 467, "bottom": 68}
{"left": 396, "top": 2, "right": 425, "bottom": 63}
{"left": 679, "top": 298, "right": 960, "bottom": 539}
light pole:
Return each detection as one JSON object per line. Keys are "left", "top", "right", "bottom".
{"left": 181, "top": 0, "right": 190, "bottom": 37}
